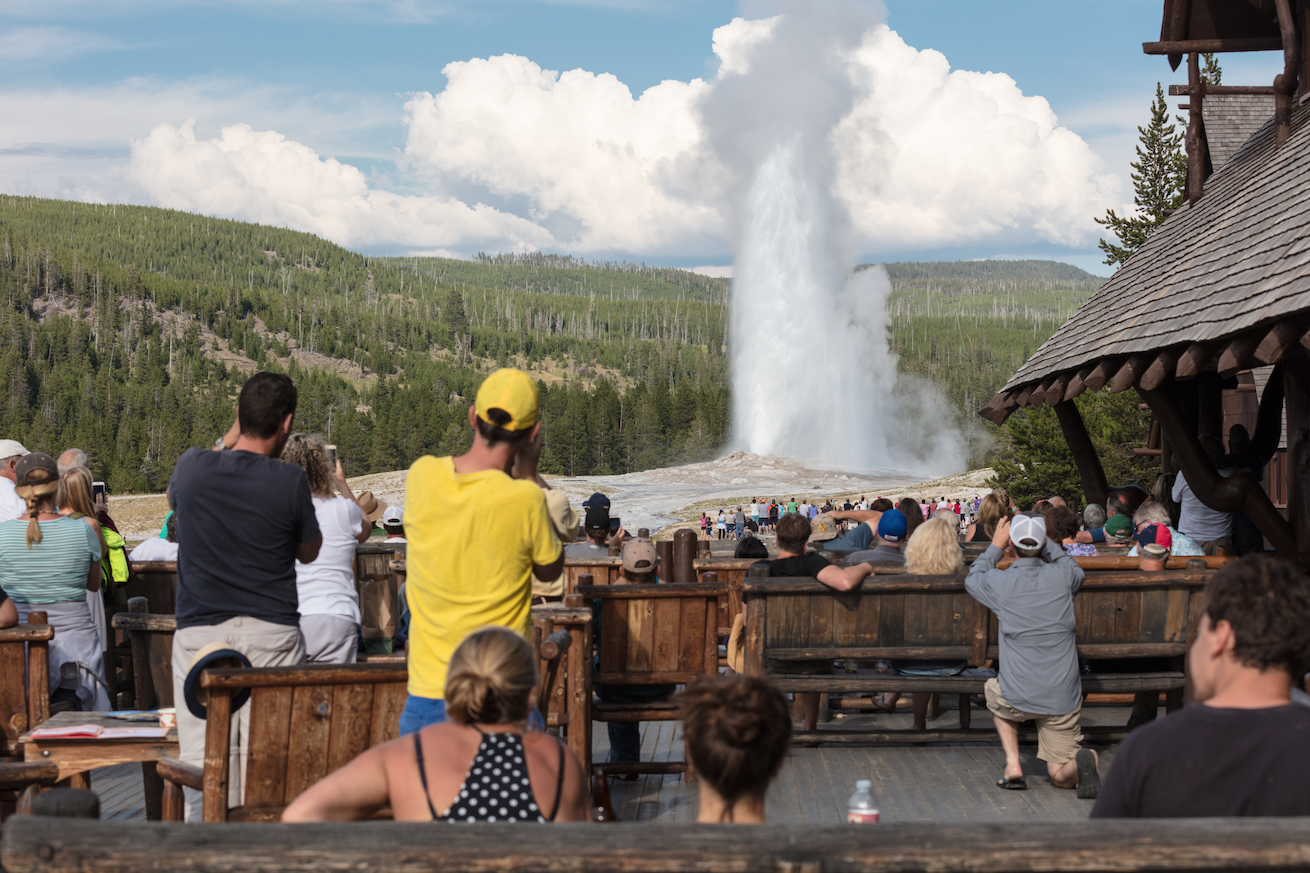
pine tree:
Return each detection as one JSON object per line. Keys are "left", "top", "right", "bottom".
{"left": 1094, "top": 83, "right": 1187, "bottom": 267}
{"left": 1201, "top": 53, "right": 1222, "bottom": 85}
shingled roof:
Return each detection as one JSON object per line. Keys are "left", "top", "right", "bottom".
{"left": 980, "top": 99, "right": 1310, "bottom": 424}
{"left": 1203, "top": 93, "right": 1276, "bottom": 168}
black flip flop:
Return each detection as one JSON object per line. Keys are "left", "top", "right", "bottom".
{"left": 1076, "top": 749, "right": 1100, "bottom": 800}
{"left": 996, "top": 776, "right": 1027, "bottom": 791}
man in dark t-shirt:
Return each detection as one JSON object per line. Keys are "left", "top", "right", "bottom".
{"left": 168, "top": 372, "right": 322, "bottom": 821}
{"left": 751, "top": 513, "right": 875, "bottom": 731}
{"left": 1092, "top": 555, "right": 1310, "bottom": 818}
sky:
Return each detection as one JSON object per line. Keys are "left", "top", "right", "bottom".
{"left": 0, "top": 0, "right": 1287, "bottom": 276}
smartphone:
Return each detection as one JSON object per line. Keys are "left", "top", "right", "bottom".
{"left": 326, "top": 444, "right": 337, "bottom": 465}
{"left": 609, "top": 517, "right": 621, "bottom": 533}
{"left": 92, "top": 481, "right": 106, "bottom": 502}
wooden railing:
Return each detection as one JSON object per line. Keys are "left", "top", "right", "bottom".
{"left": 7, "top": 816, "right": 1310, "bottom": 872}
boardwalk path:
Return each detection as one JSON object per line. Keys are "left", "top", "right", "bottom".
{"left": 93, "top": 702, "right": 1130, "bottom": 823}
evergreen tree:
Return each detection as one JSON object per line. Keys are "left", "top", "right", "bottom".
{"left": 1094, "top": 83, "right": 1187, "bottom": 267}
{"left": 1201, "top": 53, "right": 1222, "bottom": 85}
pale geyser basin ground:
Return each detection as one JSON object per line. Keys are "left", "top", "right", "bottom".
{"left": 108, "top": 452, "right": 994, "bottom": 544}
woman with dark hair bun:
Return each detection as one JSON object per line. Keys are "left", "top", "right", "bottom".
{"left": 679, "top": 675, "right": 791, "bottom": 822}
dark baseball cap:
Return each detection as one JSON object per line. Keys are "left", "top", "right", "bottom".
{"left": 583, "top": 492, "right": 611, "bottom": 510}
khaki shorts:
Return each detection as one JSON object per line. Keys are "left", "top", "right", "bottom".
{"left": 984, "top": 678, "right": 1083, "bottom": 765}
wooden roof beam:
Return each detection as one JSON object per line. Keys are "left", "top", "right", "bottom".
{"left": 1044, "top": 373, "right": 1072, "bottom": 407}
{"left": 1176, "top": 342, "right": 1219, "bottom": 380}
{"left": 1063, "top": 365, "right": 1095, "bottom": 402}
{"left": 1218, "top": 331, "right": 1266, "bottom": 377}
{"left": 1083, "top": 359, "right": 1117, "bottom": 393}
{"left": 1143, "top": 37, "right": 1284, "bottom": 54}
{"left": 1028, "top": 377, "right": 1057, "bottom": 409}
{"left": 978, "top": 393, "right": 1008, "bottom": 425}
{"left": 1254, "top": 320, "right": 1305, "bottom": 365}
{"left": 1109, "top": 355, "right": 1151, "bottom": 394}
{"left": 1140, "top": 348, "right": 1181, "bottom": 391}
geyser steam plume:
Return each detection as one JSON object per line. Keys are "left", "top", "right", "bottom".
{"left": 704, "top": 0, "right": 965, "bottom": 476}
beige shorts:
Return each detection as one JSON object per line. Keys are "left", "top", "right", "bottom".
{"left": 984, "top": 677, "right": 1083, "bottom": 765}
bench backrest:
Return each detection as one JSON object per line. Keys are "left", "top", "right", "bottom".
{"left": 744, "top": 570, "right": 1209, "bottom": 673}
{"left": 0, "top": 615, "right": 53, "bottom": 757}
{"left": 199, "top": 663, "right": 408, "bottom": 822}
{"left": 578, "top": 583, "right": 725, "bottom": 686}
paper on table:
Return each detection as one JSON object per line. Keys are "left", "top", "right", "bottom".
{"left": 100, "top": 727, "right": 171, "bottom": 739}
{"left": 29, "top": 725, "right": 102, "bottom": 739}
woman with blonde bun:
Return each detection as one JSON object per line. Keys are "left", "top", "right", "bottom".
{"left": 283, "top": 626, "right": 589, "bottom": 822}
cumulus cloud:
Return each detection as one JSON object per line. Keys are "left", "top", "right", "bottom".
{"left": 129, "top": 120, "right": 554, "bottom": 252}
{"left": 402, "top": 54, "right": 720, "bottom": 254}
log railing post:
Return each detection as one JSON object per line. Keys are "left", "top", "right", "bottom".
{"left": 1052, "top": 400, "right": 1110, "bottom": 507}
{"left": 127, "top": 597, "right": 156, "bottom": 710}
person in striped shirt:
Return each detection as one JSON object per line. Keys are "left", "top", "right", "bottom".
{"left": 0, "top": 452, "right": 107, "bottom": 710}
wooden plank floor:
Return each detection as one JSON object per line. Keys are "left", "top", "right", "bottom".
{"left": 90, "top": 701, "right": 1140, "bottom": 824}
{"left": 599, "top": 701, "right": 1134, "bottom": 824}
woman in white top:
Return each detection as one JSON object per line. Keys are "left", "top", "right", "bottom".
{"left": 280, "top": 435, "right": 371, "bottom": 664}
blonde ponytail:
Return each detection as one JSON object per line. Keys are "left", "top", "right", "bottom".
{"left": 444, "top": 627, "right": 537, "bottom": 726}
{"left": 25, "top": 495, "right": 42, "bottom": 549}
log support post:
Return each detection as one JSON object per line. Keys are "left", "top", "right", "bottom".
{"left": 1138, "top": 386, "right": 1297, "bottom": 556}
{"left": 1283, "top": 357, "right": 1310, "bottom": 555}
{"left": 1052, "top": 400, "right": 1109, "bottom": 508}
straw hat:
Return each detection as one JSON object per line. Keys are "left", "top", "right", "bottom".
{"left": 356, "top": 491, "right": 388, "bottom": 524}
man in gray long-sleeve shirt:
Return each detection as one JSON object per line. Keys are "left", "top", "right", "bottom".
{"left": 966, "top": 512, "right": 1100, "bottom": 798}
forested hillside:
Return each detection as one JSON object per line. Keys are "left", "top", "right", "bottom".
{"left": 0, "top": 195, "right": 1102, "bottom": 491}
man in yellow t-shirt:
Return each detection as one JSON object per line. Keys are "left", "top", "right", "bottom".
{"left": 400, "top": 368, "right": 564, "bottom": 734}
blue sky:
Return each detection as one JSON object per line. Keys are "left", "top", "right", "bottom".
{"left": 0, "top": 0, "right": 1286, "bottom": 275}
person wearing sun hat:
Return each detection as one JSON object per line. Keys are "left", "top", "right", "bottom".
{"left": 401, "top": 368, "right": 563, "bottom": 735}
{"left": 966, "top": 512, "right": 1098, "bottom": 799}
{"left": 0, "top": 451, "right": 109, "bottom": 712}
{"left": 0, "top": 439, "right": 30, "bottom": 524}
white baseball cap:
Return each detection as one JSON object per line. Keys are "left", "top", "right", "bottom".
{"left": 381, "top": 505, "right": 404, "bottom": 526}
{"left": 1009, "top": 513, "right": 1046, "bottom": 549}
{"left": 0, "top": 440, "right": 29, "bottom": 460}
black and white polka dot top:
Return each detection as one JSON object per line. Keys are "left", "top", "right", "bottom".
{"left": 414, "top": 727, "right": 565, "bottom": 823}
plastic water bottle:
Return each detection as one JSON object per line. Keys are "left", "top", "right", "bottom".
{"left": 847, "top": 779, "right": 879, "bottom": 823}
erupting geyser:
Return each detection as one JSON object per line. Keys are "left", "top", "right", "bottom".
{"left": 704, "top": 0, "right": 965, "bottom": 476}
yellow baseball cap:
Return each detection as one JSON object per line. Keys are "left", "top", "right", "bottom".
{"left": 475, "top": 368, "right": 539, "bottom": 431}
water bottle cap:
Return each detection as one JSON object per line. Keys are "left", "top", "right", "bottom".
{"left": 856, "top": 779, "right": 871, "bottom": 788}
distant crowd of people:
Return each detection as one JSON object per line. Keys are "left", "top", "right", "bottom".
{"left": 2, "top": 368, "right": 1307, "bottom": 826}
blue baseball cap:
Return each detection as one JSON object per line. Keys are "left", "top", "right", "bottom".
{"left": 583, "top": 492, "right": 611, "bottom": 510}
{"left": 877, "top": 509, "right": 908, "bottom": 542}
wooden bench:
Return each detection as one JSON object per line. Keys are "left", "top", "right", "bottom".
{"left": 579, "top": 582, "right": 724, "bottom": 778}
{"left": 157, "top": 662, "right": 409, "bottom": 822}
{"left": 745, "top": 569, "right": 1207, "bottom": 744}
{"left": 9, "top": 815, "right": 1310, "bottom": 873}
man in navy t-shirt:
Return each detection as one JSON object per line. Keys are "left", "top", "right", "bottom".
{"left": 168, "top": 371, "right": 322, "bottom": 821}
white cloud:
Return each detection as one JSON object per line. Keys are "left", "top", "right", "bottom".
{"left": 834, "top": 25, "right": 1120, "bottom": 250}
{"left": 402, "top": 54, "right": 721, "bottom": 254}
{"left": 688, "top": 265, "right": 732, "bottom": 277}
{"left": 129, "top": 120, "right": 553, "bottom": 252}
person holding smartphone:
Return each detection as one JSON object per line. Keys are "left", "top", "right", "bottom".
{"left": 564, "top": 492, "right": 625, "bottom": 557}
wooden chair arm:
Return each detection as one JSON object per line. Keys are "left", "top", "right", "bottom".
{"left": 0, "top": 761, "right": 59, "bottom": 790}
{"left": 110, "top": 613, "right": 177, "bottom": 632}
{"left": 0, "top": 624, "right": 55, "bottom": 642}
{"left": 156, "top": 757, "right": 204, "bottom": 791}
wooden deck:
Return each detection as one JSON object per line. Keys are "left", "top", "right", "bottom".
{"left": 83, "top": 700, "right": 1137, "bottom": 824}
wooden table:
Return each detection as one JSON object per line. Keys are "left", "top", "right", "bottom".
{"left": 21, "top": 711, "right": 178, "bottom": 820}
